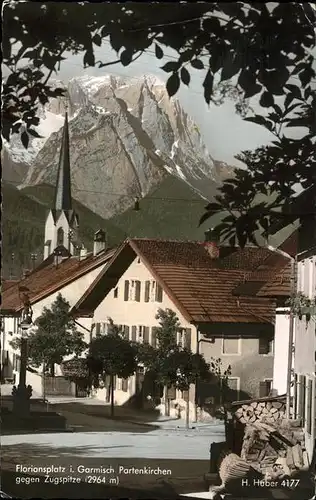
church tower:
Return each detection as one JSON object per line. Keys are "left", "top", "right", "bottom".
{"left": 43, "top": 111, "right": 79, "bottom": 260}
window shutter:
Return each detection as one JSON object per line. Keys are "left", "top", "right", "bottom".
{"left": 124, "top": 280, "right": 129, "bottom": 301}
{"left": 259, "top": 381, "right": 269, "bottom": 398}
{"left": 135, "top": 281, "right": 141, "bottom": 302}
{"left": 306, "top": 379, "right": 312, "bottom": 434}
{"left": 143, "top": 326, "right": 150, "bottom": 343}
{"left": 122, "top": 378, "right": 128, "bottom": 392}
{"left": 151, "top": 327, "right": 158, "bottom": 347}
{"left": 123, "top": 325, "right": 130, "bottom": 340}
{"left": 131, "top": 326, "right": 137, "bottom": 342}
{"left": 184, "top": 329, "right": 191, "bottom": 349}
{"left": 144, "top": 281, "right": 150, "bottom": 302}
{"left": 259, "top": 337, "right": 269, "bottom": 354}
{"left": 155, "top": 283, "right": 163, "bottom": 302}
{"left": 95, "top": 323, "right": 101, "bottom": 337}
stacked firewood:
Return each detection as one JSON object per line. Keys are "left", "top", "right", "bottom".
{"left": 240, "top": 418, "right": 308, "bottom": 479}
{"left": 234, "top": 400, "right": 286, "bottom": 424}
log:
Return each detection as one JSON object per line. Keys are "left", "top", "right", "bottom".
{"left": 291, "top": 444, "right": 303, "bottom": 469}
{"left": 242, "top": 404, "right": 249, "bottom": 410}
{"left": 239, "top": 416, "right": 246, "bottom": 424}
{"left": 249, "top": 415, "right": 256, "bottom": 423}
{"left": 270, "top": 407, "right": 278, "bottom": 414}
{"left": 286, "top": 447, "right": 294, "bottom": 469}
{"left": 275, "top": 457, "right": 291, "bottom": 477}
{"left": 250, "top": 402, "right": 258, "bottom": 408}
{"left": 272, "top": 402, "right": 283, "bottom": 409}
{"left": 302, "top": 450, "right": 309, "bottom": 470}
{"left": 266, "top": 402, "right": 272, "bottom": 411}
{"left": 273, "top": 431, "right": 296, "bottom": 447}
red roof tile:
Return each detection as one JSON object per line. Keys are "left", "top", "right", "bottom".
{"left": 1, "top": 249, "right": 116, "bottom": 313}
{"left": 2, "top": 280, "right": 18, "bottom": 291}
{"left": 73, "top": 238, "right": 279, "bottom": 324}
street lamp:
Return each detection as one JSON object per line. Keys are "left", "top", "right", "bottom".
{"left": 194, "top": 333, "right": 215, "bottom": 422}
{"left": 12, "top": 292, "right": 33, "bottom": 415}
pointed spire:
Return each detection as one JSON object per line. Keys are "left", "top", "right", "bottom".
{"left": 54, "top": 111, "right": 72, "bottom": 211}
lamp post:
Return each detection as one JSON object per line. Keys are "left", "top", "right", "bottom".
{"left": 12, "top": 292, "right": 33, "bottom": 416}
{"left": 194, "top": 332, "right": 216, "bottom": 422}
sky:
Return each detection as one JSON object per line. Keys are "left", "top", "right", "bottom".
{"left": 55, "top": 42, "right": 275, "bottom": 168}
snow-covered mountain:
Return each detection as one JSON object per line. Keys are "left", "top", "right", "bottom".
{"left": 4, "top": 74, "right": 234, "bottom": 218}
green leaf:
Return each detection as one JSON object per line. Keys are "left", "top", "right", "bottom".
{"left": 299, "top": 67, "right": 315, "bottom": 87}
{"left": 83, "top": 50, "right": 95, "bottom": 67}
{"left": 191, "top": 59, "right": 204, "bottom": 70}
{"left": 120, "top": 50, "right": 133, "bottom": 66}
{"left": 92, "top": 34, "right": 102, "bottom": 47}
{"left": 221, "top": 53, "right": 241, "bottom": 81}
{"left": 161, "top": 61, "right": 180, "bottom": 73}
{"left": 27, "top": 128, "right": 43, "bottom": 138}
{"left": 203, "top": 70, "right": 214, "bottom": 105}
{"left": 21, "top": 131, "right": 29, "bottom": 148}
{"left": 259, "top": 92, "right": 274, "bottom": 108}
{"left": 244, "top": 115, "right": 274, "bottom": 131}
{"left": 166, "top": 72, "right": 180, "bottom": 97}
{"left": 180, "top": 67, "right": 190, "bottom": 86}
{"left": 155, "top": 44, "right": 164, "bottom": 59}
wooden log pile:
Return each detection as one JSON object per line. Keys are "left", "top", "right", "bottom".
{"left": 234, "top": 399, "right": 286, "bottom": 424}
{"left": 240, "top": 418, "right": 308, "bottom": 479}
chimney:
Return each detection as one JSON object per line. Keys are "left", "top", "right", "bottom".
{"left": 53, "top": 248, "right": 64, "bottom": 267}
{"left": 93, "top": 229, "right": 107, "bottom": 256}
{"left": 79, "top": 245, "right": 88, "bottom": 261}
{"left": 204, "top": 228, "right": 220, "bottom": 259}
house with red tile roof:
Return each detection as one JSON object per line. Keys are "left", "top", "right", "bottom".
{"left": 71, "top": 232, "right": 291, "bottom": 419}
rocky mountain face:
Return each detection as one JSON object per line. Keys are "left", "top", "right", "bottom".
{"left": 4, "top": 74, "right": 234, "bottom": 219}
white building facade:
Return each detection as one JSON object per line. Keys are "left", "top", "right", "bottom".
{"left": 293, "top": 254, "right": 316, "bottom": 463}
{"left": 90, "top": 255, "right": 197, "bottom": 418}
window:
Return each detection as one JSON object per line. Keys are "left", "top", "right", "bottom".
{"left": 151, "top": 327, "right": 158, "bottom": 348}
{"left": 131, "top": 326, "right": 137, "bottom": 342}
{"left": 306, "top": 379, "right": 313, "bottom": 434}
{"left": 259, "top": 337, "right": 273, "bottom": 355}
{"left": 138, "top": 325, "right": 148, "bottom": 343}
{"left": 13, "top": 354, "right": 20, "bottom": 372}
{"left": 95, "top": 323, "right": 101, "bottom": 337}
{"left": 122, "top": 325, "right": 129, "bottom": 340}
{"left": 2, "top": 350, "right": 9, "bottom": 366}
{"left": 300, "top": 375, "right": 306, "bottom": 424}
{"left": 128, "top": 280, "right": 141, "bottom": 301}
{"left": 144, "top": 281, "right": 150, "bottom": 302}
{"left": 222, "top": 338, "right": 240, "bottom": 355}
{"left": 259, "top": 379, "right": 273, "bottom": 398}
{"left": 227, "top": 377, "right": 240, "bottom": 400}
{"left": 155, "top": 283, "right": 163, "bottom": 302}
{"left": 124, "top": 280, "right": 129, "bottom": 301}
{"left": 57, "top": 227, "right": 64, "bottom": 245}
{"left": 114, "top": 287, "right": 118, "bottom": 298}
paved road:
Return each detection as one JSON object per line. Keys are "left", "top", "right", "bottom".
{"left": 2, "top": 422, "right": 225, "bottom": 460}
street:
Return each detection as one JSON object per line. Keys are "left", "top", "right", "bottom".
{"left": 1, "top": 399, "right": 225, "bottom": 498}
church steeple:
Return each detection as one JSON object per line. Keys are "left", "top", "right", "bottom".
{"left": 43, "top": 110, "right": 80, "bottom": 261}
{"left": 54, "top": 111, "right": 72, "bottom": 211}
